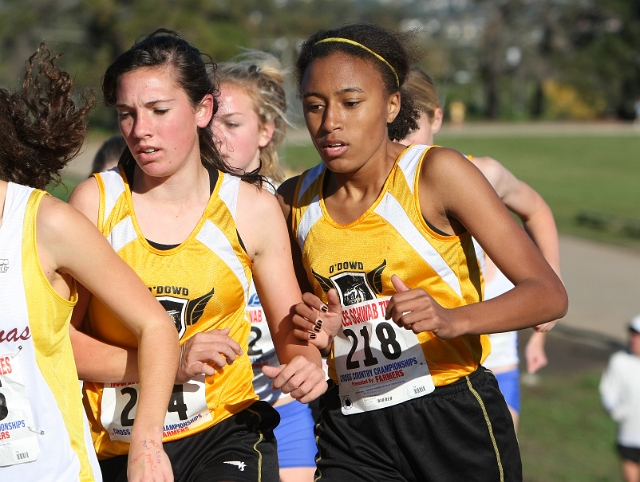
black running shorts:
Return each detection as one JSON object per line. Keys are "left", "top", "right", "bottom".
{"left": 618, "top": 444, "right": 640, "bottom": 463}
{"left": 99, "top": 400, "right": 280, "bottom": 482}
{"left": 315, "top": 367, "right": 522, "bottom": 482}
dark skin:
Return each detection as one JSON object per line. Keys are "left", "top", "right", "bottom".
{"left": 279, "top": 51, "right": 567, "bottom": 348}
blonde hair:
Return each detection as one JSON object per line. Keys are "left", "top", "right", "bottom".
{"left": 215, "top": 50, "right": 289, "bottom": 184}
{"left": 405, "top": 66, "right": 440, "bottom": 122}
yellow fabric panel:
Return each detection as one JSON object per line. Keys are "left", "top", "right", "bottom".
{"left": 292, "top": 147, "right": 483, "bottom": 387}
{"left": 480, "top": 334, "right": 491, "bottom": 365}
{"left": 83, "top": 168, "right": 257, "bottom": 459}
{"left": 23, "top": 190, "right": 96, "bottom": 481}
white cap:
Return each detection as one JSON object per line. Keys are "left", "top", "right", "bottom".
{"left": 630, "top": 314, "right": 640, "bottom": 334}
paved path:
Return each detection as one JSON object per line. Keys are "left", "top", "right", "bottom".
{"left": 559, "top": 235, "right": 640, "bottom": 342}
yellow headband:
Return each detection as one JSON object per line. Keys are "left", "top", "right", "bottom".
{"left": 314, "top": 37, "right": 399, "bottom": 88}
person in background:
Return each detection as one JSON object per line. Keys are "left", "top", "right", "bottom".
{"left": 600, "top": 315, "right": 640, "bottom": 482}
{"left": 212, "top": 50, "right": 316, "bottom": 482}
{"left": 91, "top": 135, "right": 126, "bottom": 174}
{"left": 0, "top": 44, "right": 179, "bottom": 482}
{"left": 68, "top": 29, "right": 327, "bottom": 482}
{"left": 401, "top": 65, "right": 558, "bottom": 430}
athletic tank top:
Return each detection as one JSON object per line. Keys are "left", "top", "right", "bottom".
{"left": 82, "top": 166, "right": 257, "bottom": 459}
{"left": 0, "top": 183, "right": 100, "bottom": 481}
{"left": 291, "top": 145, "right": 483, "bottom": 387}
{"left": 482, "top": 267, "right": 518, "bottom": 369}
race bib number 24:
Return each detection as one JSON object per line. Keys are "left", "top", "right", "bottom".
{"left": 100, "top": 375, "right": 212, "bottom": 442}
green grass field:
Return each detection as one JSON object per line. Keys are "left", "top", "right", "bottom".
{"left": 519, "top": 371, "right": 620, "bottom": 481}
{"left": 282, "top": 134, "right": 640, "bottom": 250}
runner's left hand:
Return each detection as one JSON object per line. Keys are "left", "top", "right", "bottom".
{"left": 291, "top": 289, "right": 342, "bottom": 352}
{"left": 262, "top": 356, "right": 328, "bottom": 403}
{"left": 127, "top": 436, "right": 173, "bottom": 482}
{"left": 525, "top": 331, "right": 548, "bottom": 374}
{"left": 385, "top": 275, "right": 458, "bottom": 339}
{"left": 532, "top": 319, "right": 558, "bottom": 332}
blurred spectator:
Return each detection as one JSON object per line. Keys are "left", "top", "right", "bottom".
{"left": 600, "top": 315, "right": 640, "bottom": 482}
{"left": 90, "top": 134, "right": 126, "bottom": 174}
{"left": 449, "top": 100, "right": 466, "bottom": 125}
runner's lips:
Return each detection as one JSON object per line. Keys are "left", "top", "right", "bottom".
{"left": 136, "top": 146, "right": 162, "bottom": 161}
{"left": 320, "top": 139, "right": 348, "bottom": 157}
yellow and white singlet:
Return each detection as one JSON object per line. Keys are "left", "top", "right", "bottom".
{"left": 291, "top": 145, "right": 483, "bottom": 413}
{"left": 0, "top": 183, "right": 100, "bottom": 481}
{"left": 82, "top": 166, "right": 257, "bottom": 459}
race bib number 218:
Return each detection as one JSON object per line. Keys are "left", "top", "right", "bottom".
{"left": 334, "top": 297, "right": 435, "bottom": 415}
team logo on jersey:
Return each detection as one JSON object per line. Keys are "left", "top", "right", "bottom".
{"left": 157, "top": 287, "right": 215, "bottom": 339}
{"left": 0, "top": 259, "right": 8, "bottom": 273}
{"left": 312, "top": 260, "right": 386, "bottom": 306}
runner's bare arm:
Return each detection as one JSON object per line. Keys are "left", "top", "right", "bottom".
{"left": 36, "top": 195, "right": 178, "bottom": 473}
{"left": 524, "top": 331, "right": 548, "bottom": 374}
{"left": 277, "top": 176, "right": 315, "bottom": 294}
{"left": 386, "top": 148, "right": 567, "bottom": 338}
{"left": 473, "top": 156, "right": 561, "bottom": 277}
{"left": 473, "top": 156, "right": 561, "bottom": 334}
{"left": 238, "top": 182, "right": 327, "bottom": 402}
{"left": 277, "top": 177, "right": 342, "bottom": 354}
{"left": 67, "top": 178, "right": 145, "bottom": 382}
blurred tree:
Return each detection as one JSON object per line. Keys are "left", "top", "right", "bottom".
{"left": 0, "top": 0, "right": 637, "bottom": 122}
{"left": 559, "top": 0, "right": 640, "bottom": 120}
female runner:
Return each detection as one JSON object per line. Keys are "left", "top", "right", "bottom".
{"left": 0, "top": 44, "right": 178, "bottom": 481}
{"left": 213, "top": 51, "right": 317, "bottom": 482}
{"left": 68, "top": 30, "right": 326, "bottom": 482}
{"left": 401, "top": 66, "right": 559, "bottom": 429}
{"left": 279, "top": 24, "right": 567, "bottom": 481}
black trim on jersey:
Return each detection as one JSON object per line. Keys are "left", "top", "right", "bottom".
{"left": 122, "top": 161, "right": 219, "bottom": 196}
{"left": 322, "top": 166, "right": 331, "bottom": 197}
{"left": 122, "top": 158, "right": 135, "bottom": 188}
{"left": 236, "top": 230, "right": 246, "bottom": 252}
{"left": 147, "top": 239, "right": 180, "bottom": 250}
{"left": 423, "top": 216, "right": 451, "bottom": 236}
{"left": 205, "top": 164, "right": 219, "bottom": 195}
{"left": 122, "top": 161, "right": 246, "bottom": 253}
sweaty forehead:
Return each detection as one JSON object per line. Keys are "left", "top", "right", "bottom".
{"left": 116, "top": 66, "right": 180, "bottom": 97}
{"left": 301, "top": 52, "right": 385, "bottom": 95}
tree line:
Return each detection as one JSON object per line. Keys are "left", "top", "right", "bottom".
{"left": 1, "top": 0, "right": 637, "bottom": 128}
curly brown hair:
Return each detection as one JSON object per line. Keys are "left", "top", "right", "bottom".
{"left": 0, "top": 44, "right": 94, "bottom": 190}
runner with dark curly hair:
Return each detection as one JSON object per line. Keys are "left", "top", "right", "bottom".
{"left": 0, "top": 44, "right": 179, "bottom": 482}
